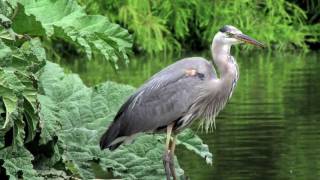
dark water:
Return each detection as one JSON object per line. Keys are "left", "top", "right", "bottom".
{"left": 62, "top": 52, "right": 320, "bottom": 180}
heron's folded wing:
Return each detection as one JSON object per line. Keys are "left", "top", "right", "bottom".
{"left": 116, "top": 59, "right": 215, "bottom": 135}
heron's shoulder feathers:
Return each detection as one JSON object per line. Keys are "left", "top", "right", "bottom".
{"left": 170, "top": 57, "right": 217, "bottom": 79}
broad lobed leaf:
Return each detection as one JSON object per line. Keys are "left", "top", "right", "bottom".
{"left": 0, "top": 39, "right": 45, "bottom": 179}
{"left": 0, "top": 146, "right": 41, "bottom": 180}
{"left": 12, "top": 0, "right": 132, "bottom": 64}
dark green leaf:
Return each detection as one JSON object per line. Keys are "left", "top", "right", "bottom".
{"left": 0, "top": 146, "right": 41, "bottom": 180}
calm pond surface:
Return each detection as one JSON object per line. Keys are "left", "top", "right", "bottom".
{"left": 62, "top": 51, "right": 320, "bottom": 180}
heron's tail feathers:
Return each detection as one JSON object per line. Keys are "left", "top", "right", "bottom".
{"left": 100, "top": 121, "right": 122, "bottom": 151}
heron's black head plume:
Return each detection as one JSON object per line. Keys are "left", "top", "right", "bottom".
{"left": 219, "top": 25, "right": 231, "bottom": 33}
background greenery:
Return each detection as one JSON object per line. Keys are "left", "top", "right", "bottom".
{"left": 0, "top": 0, "right": 319, "bottom": 179}
{"left": 78, "top": 0, "right": 320, "bottom": 54}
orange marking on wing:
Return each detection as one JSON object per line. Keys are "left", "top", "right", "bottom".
{"left": 185, "top": 69, "right": 197, "bottom": 76}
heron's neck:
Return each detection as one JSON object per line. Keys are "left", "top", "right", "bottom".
{"left": 211, "top": 42, "right": 237, "bottom": 80}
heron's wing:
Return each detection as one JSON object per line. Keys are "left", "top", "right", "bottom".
{"left": 116, "top": 58, "right": 216, "bottom": 135}
{"left": 100, "top": 58, "right": 217, "bottom": 149}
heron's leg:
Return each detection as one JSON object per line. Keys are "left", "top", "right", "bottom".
{"left": 169, "top": 135, "right": 177, "bottom": 180}
{"left": 163, "top": 124, "right": 174, "bottom": 180}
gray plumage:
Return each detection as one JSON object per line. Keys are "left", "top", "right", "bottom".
{"left": 100, "top": 25, "right": 263, "bottom": 151}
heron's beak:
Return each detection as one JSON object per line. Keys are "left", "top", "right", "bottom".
{"left": 235, "top": 34, "right": 265, "bottom": 48}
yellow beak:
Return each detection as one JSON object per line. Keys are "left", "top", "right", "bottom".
{"left": 235, "top": 34, "right": 265, "bottom": 48}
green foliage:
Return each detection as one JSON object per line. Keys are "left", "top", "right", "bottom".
{"left": 0, "top": 146, "right": 39, "bottom": 179}
{"left": 0, "top": 38, "right": 45, "bottom": 147}
{"left": 0, "top": 55, "right": 212, "bottom": 179}
{"left": 4, "top": 0, "right": 132, "bottom": 65}
{"left": 201, "top": 0, "right": 313, "bottom": 51}
{"left": 0, "top": 38, "right": 45, "bottom": 179}
{"left": 0, "top": 2, "right": 212, "bottom": 179}
{"left": 118, "top": 0, "right": 178, "bottom": 55}
{"left": 291, "top": 0, "right": 320, "bottom": 23}
{"left": 177, "top": 129, "right": 212, "bottom": 165}
{"left": 79, "top": 0, "right": 319, "bottom": 54}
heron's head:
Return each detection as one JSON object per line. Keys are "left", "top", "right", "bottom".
{"left": 214, "top": 25, "right": 264, "bottom": 48}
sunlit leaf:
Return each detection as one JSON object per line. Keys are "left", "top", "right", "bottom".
{"left": 12, "top": 0, "right": 132, "bottom": 63}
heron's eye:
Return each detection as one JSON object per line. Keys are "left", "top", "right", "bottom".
{"left": 226, "top": 32, "right": 234, "bottom": 38}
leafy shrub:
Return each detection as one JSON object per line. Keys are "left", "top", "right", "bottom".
{"left": 79, "top": 0, "right": 320, "bottom": 54}
{"left": 5, "top": 0, "right": 132, "bottom": 66}
{"left": 0, "top": 38, "right": 45, "bottom": 148}
{"left": 0, "top": 46, "right": 212, "bottom": 179}
{"left": 0, "top": 0, "right": 212, "bottom": 179}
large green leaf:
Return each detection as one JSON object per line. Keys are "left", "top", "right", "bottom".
{"left": 0, "top": 39, "right": 45, "bottom": 178}
{"left": 0, "top": 69, "right": 22, "bottom": 130}
{"left": 0, "top": 40, "right": 12, "bottom": 59}
{"left": 12, "top": 0, "right": 132, "bottom": 64}
{"left": 0, "top": 39, "right": 45, "bottom": 146}
{"left": 177, "top": 129, "right": 212, "bottom": 165}
{"left": 0, "top": 146, "right": 40, "bottom": 180}
{"left": 38, "top": 62, "right": 211, "bottom": 179}
{"left": 0, "top": 58, "right": 26, "bottom": 147}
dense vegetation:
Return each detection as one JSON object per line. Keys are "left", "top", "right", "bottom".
{"left": 79, "top": 0, "right": 320, "bottom": 54}
{"left": 0, "top": 0, "right": 319, "bottom": 179}
{"left": 0, "top": 0, "right": 212, "bottom": 179}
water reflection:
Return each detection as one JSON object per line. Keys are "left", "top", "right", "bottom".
{"left": 62, "top": 52, "right": 320, "bottom": 180}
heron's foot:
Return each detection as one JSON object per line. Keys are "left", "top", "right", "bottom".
{"left": 163, "top": 150, "right": 172, "bottom": 180}
{"left": 168, "top": 151, "right": 177, "bottom": 180}
{"left": 162, "top": 150, "right": 177, "bottom": 180}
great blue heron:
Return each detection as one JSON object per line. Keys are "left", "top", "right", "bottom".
{"left": 100, "top": 25, "right": 264, "bottom": 179}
